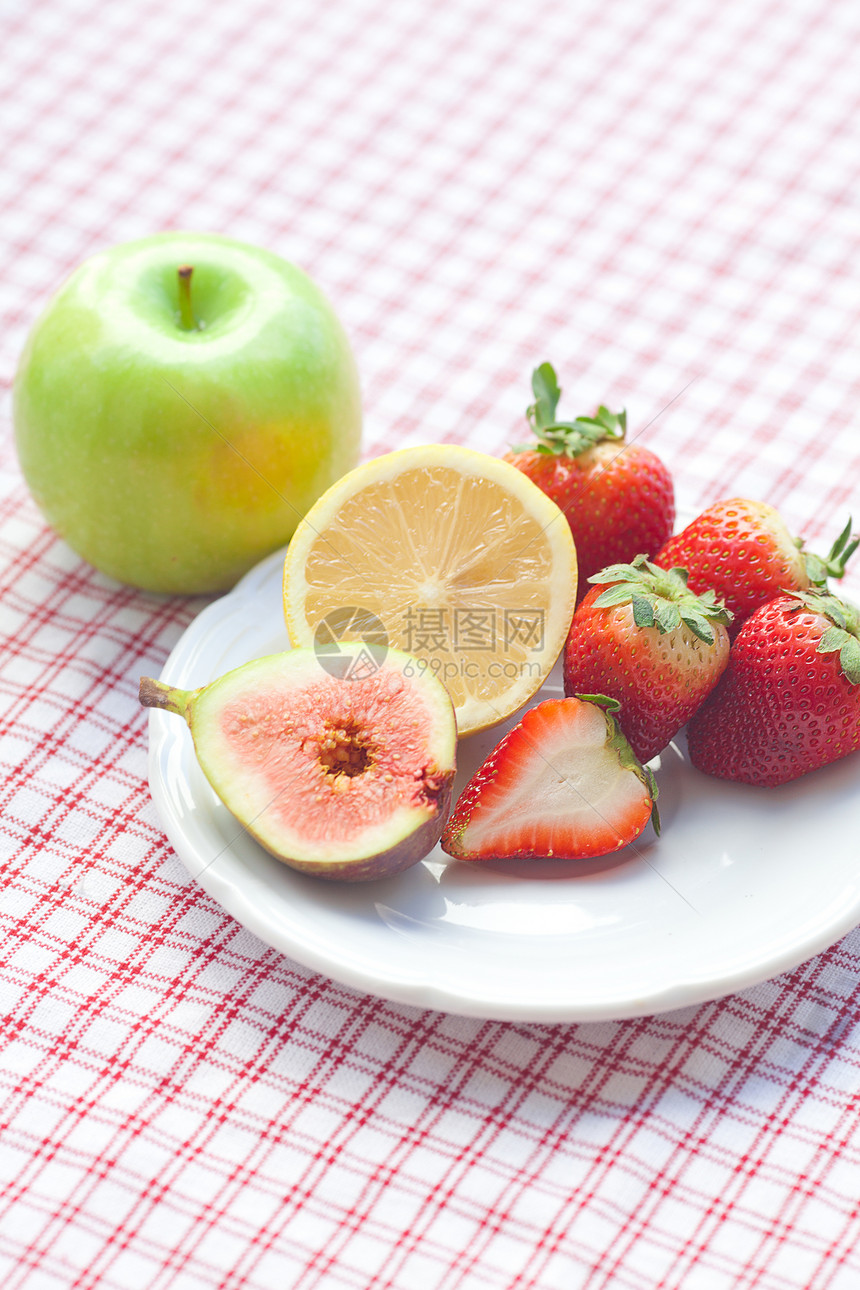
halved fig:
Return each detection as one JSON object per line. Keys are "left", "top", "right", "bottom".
{"left": 140, "top": 646, "right": 457, "bottom": 881}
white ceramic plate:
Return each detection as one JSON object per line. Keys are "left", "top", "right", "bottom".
{"left": 147, "top": 545, "right": 860, "bottom": 1022}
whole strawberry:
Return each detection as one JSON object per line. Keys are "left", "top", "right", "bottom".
{"left": 441, "top": 695, "right": 658, "bottom": 863}
{"left": 504, "top": 363, "right": 675, "bottom": 601}
{"left": 686, "top": 590, "right": 860, "bottom": 787}
{"left": 654, "top": 499, "right": 857, "bottom": 637}
{"left": 563, "top": 556, "right": 732, "bottom": 763}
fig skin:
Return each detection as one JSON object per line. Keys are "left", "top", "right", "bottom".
{"left": 140, "top": 647, "right": 457, "bottom": 882}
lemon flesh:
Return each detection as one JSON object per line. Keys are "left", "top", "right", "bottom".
{"left": 283, "top": 444, "right": 577, "bottom": 735}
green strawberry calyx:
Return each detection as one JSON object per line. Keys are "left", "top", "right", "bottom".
{"left": 511, "top": 361, "right": 627, "bottom": 458}
{"left": 589, "top": 555, "right": 733, "bottom": 646}
{"left": 788, "top": 590, "right": 860, "bottom": 685}
{"left": 573, "top": 691, "right": 660, "bottom": 835}
{"left": 800, "top": 517, "right": 860, "bottom": 587}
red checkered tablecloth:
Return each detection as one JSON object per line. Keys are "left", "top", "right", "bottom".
{"left": 3, "top": 1, "right": 860, "bottom": 1286}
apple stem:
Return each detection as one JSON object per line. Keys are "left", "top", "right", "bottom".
{"left": 177, "top": 265, "right": 198, "bottom": 331}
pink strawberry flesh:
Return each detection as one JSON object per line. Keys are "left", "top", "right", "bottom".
{"left": 441, "top": 696, "right": 656, "bottom": 862}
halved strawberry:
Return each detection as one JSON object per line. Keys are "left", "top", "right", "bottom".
{"left": 440, "top": 695, "right": 657, "bottom": 863}
{"left": 654, "top": 499, "right": 857, "bottom": 637}
{"left": 503, "top": 363, "right": 675, "bottom": 601}
{"left": 687, "top": 589, "right": 860, "bottom": 786}
{"left": 563, "top": 556, "right": 732, "bottom": 763}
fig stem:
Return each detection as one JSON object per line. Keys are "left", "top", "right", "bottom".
{"left": 177, "top": 265, "right": 197, "bottom": 331}
{"left": 139, "top": 676, "right": 192, "bottom": 718}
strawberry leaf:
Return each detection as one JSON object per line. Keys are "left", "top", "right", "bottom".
{"left": 679, "top": 609, "right": 716, "bottom": 645}
{"left": 644, "top": 766, "right": 661, "bottom": 836}
{"left": 697, "top": 589, "right": 727, "bottom": 614}
{"left": 839, "top": 638, "right": 860, "bottom": 685}
{"left": 517, "top": 362, "right": 628, "bottom": 458}
{"left": 587, "top": 555, "right": 731, "bottom": 639}
{"left": 530, "top": 362, "right": 561, "bottom": 425}
{"left": 632, "top": 595, "right": 655, "bottom": 628}
{"left": 654, "top": 601, "right": 681, "bottom": 634}
{"left": 803, "top": 517, "right": 859, "bottom": 587}
{"left": 792, "top": 589, "right": 854, "bottom": 630}
{"left": 817, "top": 627, "right": 860, "bottom": 684}
{"left": 793, "top": 591, "right": 860, "bottom": 684}
{"left": 817, "top": 626, "right": 847, "bottom": 654}
{"left": 574, "top": 692, "right": 622, "bottom": 713}
{"left": 589, "top": 557, "right": 650, "bottom": 585}
{"left": 574, "top": 405, "right": 627, "bottom": 438}
{"left": 594, "top": 583, "right": 641, "bottom": 609}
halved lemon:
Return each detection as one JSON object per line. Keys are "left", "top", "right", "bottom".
{"left": 283, "top": 444, "right": 577, "bottom": 735}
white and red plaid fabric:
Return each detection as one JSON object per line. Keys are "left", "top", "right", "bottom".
{"left": 2, "top": 0, "right": 860, "bottom": 1286}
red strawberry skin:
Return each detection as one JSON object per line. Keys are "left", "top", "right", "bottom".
{"left": 441, "top": 697, "right": 655, "bottom": 862}
{"left": 686, "top": 594, "right": 860, "bottom": 786}
{"left": 563, "top": 584, "right": 730, "bottom": 764}
{"left": 505, "top": 441, "right": 675, "bottom": 599}
{"left": 654, "top": 499, "right": 808, "bottom": 635}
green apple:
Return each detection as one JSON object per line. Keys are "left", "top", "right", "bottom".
{"left": 13, "top": 232, "right": 362, "bottom": 594}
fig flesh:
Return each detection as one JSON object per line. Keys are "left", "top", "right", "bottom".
{"left": 140, "top": 646, "right": 457, "bottom": 881}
